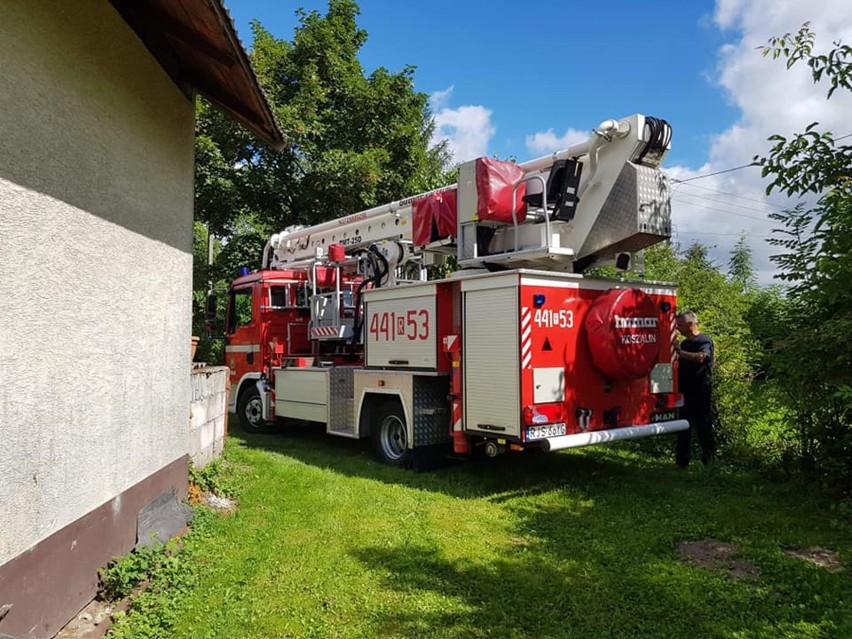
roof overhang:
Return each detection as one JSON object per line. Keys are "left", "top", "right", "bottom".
{"left": 110, "top": 0, "right": 285, "bottom": 150}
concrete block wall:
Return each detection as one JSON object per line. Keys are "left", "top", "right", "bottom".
{"left": 189, "top": 366, "right": 230, "bottom": 468}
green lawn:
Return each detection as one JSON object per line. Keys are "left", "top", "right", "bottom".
{"left": 112, "top": 427, "right": 851, "bottom": 639}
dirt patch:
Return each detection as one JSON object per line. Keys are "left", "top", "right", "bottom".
{"left": 677, "top": 539, "right": 761, "bottom": 580}
{"left": 222, "top": 460, "right": 253, "bottom": 472}
{"left": 189, "top": 485, "right": 238, "bottom": 515}
{"left": 785, "top": 547, "right": 845, "bottom": 573}
{"left": 204, "top": 493, "right": 238, "bottom": 514}
{"left": 54, "top": 599, "right": 125, "bottom": 639}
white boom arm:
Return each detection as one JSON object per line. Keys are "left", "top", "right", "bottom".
{"left": 264, "top": 114, "right": 672, "bottom": 272}
{"left": 262, "top": 185, "right": 454, "bottom": 270}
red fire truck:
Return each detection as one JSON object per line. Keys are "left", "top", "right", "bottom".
{"left": 221, "top": 114, "right": 687, "bottom": 467}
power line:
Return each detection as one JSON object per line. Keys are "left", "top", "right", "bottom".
{"left": 671, "top": 163, "right": 758, "bottom": 183}
{"left": 673, "top": 191, "right": 773, "bottom": 217}
{"left": 671, "top": 195, "right": 771, "bottom": 223}
{"left": 671, "top": 131, "right": 851, "bottom": 185}
{"left": 674, "top": 181, "right": 788, "bottom": 211}
{"left": 679, "top": 229, "right": 771, "bottom": 238}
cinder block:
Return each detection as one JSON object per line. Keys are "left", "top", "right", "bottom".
{"left": 200, "top": 421, "right": 214, "bottom": 451}
{"left": 213, "top": 415, "right": 225, "bottom": 441}
{"left": 190, "top": 372, "right": 206, "bottom": 401}
{"left": 193, "top": 445, "right": 212, "bottom": 468}
{"left": 190, "top": 401, "right": 208, "bottom": 431}
{"left": 210, "top": 373, "right": 223, "bottom": 395}
{"left": 204, "top": 395, "right": 217, "bottom": 421}
{"left": 189, "top": 422, "right": 205, "bottom": 458}
{"left": 213, "top": 391, "right": 227, "bottom": 419}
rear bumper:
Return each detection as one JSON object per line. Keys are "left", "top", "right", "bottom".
{"left": 540, "top": 420, "right": 689, "bottom": 452}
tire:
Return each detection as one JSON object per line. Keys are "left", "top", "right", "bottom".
{"left": 372, "top": 400, "right": 412, "bottom": 467}
{"left": 237, "top": 385, "right": 267, "bottom": 434}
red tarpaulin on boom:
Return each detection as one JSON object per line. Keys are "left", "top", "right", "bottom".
{"left": 475, "top": 158, "right": 527, "bottom": 224}
{"left": 412, "top": 188, "right": 458, "bottom": 246}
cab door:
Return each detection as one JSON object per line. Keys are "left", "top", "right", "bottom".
{"left": 225, "top": 285, "right": 259, "bottom": 385}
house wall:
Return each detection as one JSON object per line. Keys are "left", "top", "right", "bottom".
{"left": 0, "top": 0, "right": 195, "bottom": 635}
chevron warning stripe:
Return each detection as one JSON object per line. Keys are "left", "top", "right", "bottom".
{"left": 311, "top": 326, "right": 340, "bottom": 338}
{"left": 521, "top": 306, "right": 532, "bottom": 369}
{"left": 670, "top": 313, "right": 678, "bottom": 365}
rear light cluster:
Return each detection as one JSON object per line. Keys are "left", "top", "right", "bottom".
{"left": 522, "top": 403, "right": 565, "bottom": 426}
{"left": 655, "top": 392, "right": 683, "bottom": 410}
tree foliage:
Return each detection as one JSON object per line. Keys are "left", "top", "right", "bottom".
{"left": 191, "top": 0, "right": 450, "bottom": 360}
{"left": 195, "top": 0, "right": 448, "bottom": 244}
{"left": 612, "top": 242, "right": 756, "bottom": 459}
{"left": 728, "top": 232, "right": 756, "bottom": 291}
{"left": 756, "top": 23, "right": 852, "bottom": 490}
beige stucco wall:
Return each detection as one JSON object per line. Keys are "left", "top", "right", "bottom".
{"left": 0, "top": 0, "right": 194, "bottom": 564}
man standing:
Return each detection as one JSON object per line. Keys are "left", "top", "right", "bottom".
{"left": 674, "top": 310, "right": 715, "bottom": 468}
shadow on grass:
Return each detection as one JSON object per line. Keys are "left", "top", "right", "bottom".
{"left": 228, "top": 424, "right": 852, "bottom": 638}
{"left": 232, "top": 419, "right": 772, "bottom": 505}
{"left": 232, "top": 422, "right": 850, "bottom": 561}
{"left": 350, "top": 538, "right": 849, "bottom": 639}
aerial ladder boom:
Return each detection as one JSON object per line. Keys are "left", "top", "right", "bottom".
{"left": 263, "top": 114, "right": 672, "bottom": 276}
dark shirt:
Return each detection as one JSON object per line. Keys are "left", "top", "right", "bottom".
{"left": 678, "top": 333, "right": 714, "bottom": 394}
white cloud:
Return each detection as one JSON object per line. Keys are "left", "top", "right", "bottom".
{"left": 671, "top": 0, "right": 852, "bottom": 284}
{"left": 429, "top": 85, "right": 454, "bottom": 111}
{"left": 524, "top": 128, "right": 589, "bottom": 155}
{"left": 666, "top": 164, "right": 784, "bottom": 283}
{"left": 429, "top": 86, "right": 496, "bottom": 163}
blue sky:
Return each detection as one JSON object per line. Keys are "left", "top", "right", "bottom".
{"left": 224, "top": 0, "right": 852, "bottom": 282}
{"left": 226, "top": 0, "right": 732, "bottom": 166}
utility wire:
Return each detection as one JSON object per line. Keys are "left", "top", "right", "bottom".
{"left": 673, "top": 191, "right": 772, "bottom": 216}
{"left": 670, "top": 195, "right": 771, "bottom": 223}
{"left": 680, "top": 229, "right": 771, "bottom": 238}
{"left": 665, "top": 132, "right": 851, "bottom": 247}
{"left": 671, "top": 163, "right": 758, "bottom": 183}
{"left": 674, "top": 181, "right": 788, "bottom": 211}
{"left": 667, "top": 133, "right": 852, "bottom": 246}
{"left": 671, "top": 131, "right": 851, "bottom": 185}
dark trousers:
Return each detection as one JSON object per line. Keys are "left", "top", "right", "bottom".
{"left": 676, "top": 387, "right": 715, "bottom": 466}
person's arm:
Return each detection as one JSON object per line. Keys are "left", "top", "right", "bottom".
{"left": 678, "top": 349, "right": 708, "bottom": 363}
{"left": 674, "top": 341, "right": 710, "bottom": 363}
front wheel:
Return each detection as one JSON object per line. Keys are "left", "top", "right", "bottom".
{"left": 237, "top": 385, "right": 268, "bottom": 434}
{"left": 372, "top": 400, "right": 412, "bottom": 467}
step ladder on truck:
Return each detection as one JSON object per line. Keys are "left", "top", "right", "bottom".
{"left": 217, "top": 114, "right": 688, "bottom": 467}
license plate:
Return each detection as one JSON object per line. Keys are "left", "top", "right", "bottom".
{"left": 526, "top": 423, "right": 567, "bottom": 441}
{"left": 651, "top": 410, "right": 678, "bottom": 422}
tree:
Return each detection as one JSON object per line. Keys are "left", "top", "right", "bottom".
{"left": 676, "top": 243, "right": 755, "bottom": 453}
{"left": 192, "top": 0, "right": 452, "bottom": 359}
{"left": 728, "top": 232, "right": 756, "bottom": 291}
{"left": 195, "top": 0, "right": 449, "bottom": 242}
{"left": 611, "top": 241, "right": 757, "bottom": 460}
{"left": 630, "top": 241, "right": 680, "bottom": 282}
{"left": 756, "top": 24, "right": 852, "bottom": 489}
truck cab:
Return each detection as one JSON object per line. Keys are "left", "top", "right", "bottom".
{"left": 226, "top": 270, "right": 309, "bottom": 429}
{"left": 225, "top": 268, "right": 363, "bottom": 431}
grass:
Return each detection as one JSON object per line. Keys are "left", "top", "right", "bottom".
{"left": 110, "top": 426, "right": 852, "bottom": 639}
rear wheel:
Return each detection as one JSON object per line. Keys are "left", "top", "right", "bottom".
{"left": 237, "top": 385, "right": 267, "bottom": 434}
{"left": 372, "top": 400, "right": 412, "bottom": 467}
